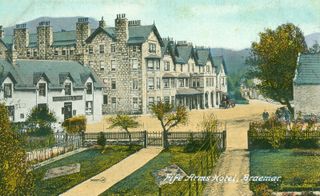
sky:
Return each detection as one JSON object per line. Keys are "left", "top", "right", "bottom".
{"left": 0, "top": 0, "right": 320, "bottom": 50}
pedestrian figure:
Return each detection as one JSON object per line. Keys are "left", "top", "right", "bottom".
{"left": 262, "top": 110, "right": 269, "bottom": 121}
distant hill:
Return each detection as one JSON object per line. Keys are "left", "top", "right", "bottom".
{"left": 211, "top": 48, "right": 250, "bottom": 75}
{"left": 305, "top": 32, "right": 320, "bottom": 48}
{"left": 3, "top": 17, "right": 99, "bottom": 35}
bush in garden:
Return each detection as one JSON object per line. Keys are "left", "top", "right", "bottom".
{"left": 97, "top": 132, "right": 106, "bottom": 147}
{"left": 62, "top": 115, "right": 87, "bottom": 134}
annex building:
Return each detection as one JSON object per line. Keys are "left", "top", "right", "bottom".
{"left": 0, "top": 13, "right": 227, "bottom": 117}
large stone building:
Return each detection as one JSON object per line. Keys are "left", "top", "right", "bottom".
{"left": 0, "top": 14, "right": 228, "bottom": 115}
{"left": 293, "top": 53, "right": 320, "bottom": 118}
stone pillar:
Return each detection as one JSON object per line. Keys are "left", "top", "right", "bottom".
{"left": 37, "top": 21, "right": 53, "bottom": 59}
{"left": 114, "top": 13, "right": 131, "bottom": 113}
{"left": 13, "top": 23, "right": 29, "bottom": 58}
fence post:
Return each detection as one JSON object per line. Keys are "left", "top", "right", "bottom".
{"left": 189, "top": 160, "right": 192, "bottom": 196}
{"left": 143, "top": 130, "right": 147, "bottom": 148}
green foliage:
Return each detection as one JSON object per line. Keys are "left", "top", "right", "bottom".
{"left": 150, "top": 101, "right": 188, "bottom": 149}
{"left": 26, "top": 105, "right": 57, "bottom": 129}
{"left": 250, "top": 149, "right": 320, "bottom": 192}
{"left": 33, "top": 146, "right": 142, "bottom": 195}
{"left": 247, "top": 23, "right": 307, "bottom": 114}
{"left": 309, "top": 41, "right": 320, "bottom": 54}
{"left": 108, "top": 114, "right": 140, "bottom": 143}
{"left": 252, "top": 183, "right": 273, "bottom": 196}
{"left": 97, "top": 132, "right": 106, "bottom": 147}
{"left": 62, "top": 115, "right": 87, "bottom": 134}
{"left": 0, "top": 103, "right": 34, "bottom": 195}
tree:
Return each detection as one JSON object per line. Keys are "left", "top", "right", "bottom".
{"left": 0, "top": 103, "right": 34, "bottom": 195}
{"left": 97, "top": 132, "right": 106, "bottom": 147}
{"left": 309, "top": 41, "right": 320, "bottom": 54}
{"left": 108, "top": 114, "right": 140, "bottom": 144}
{"left": 150, "top": 102, "right": 188, "bottom": 149}
{"left": 26, "top": 105, "right": 56, "bottom": 134}
{"left": 246, "top": 23, "right": 307, "bottom": 114}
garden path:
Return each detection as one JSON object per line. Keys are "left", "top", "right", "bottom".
{"left": 61, "top": 147, "right": 162, "bottom": 196}
{"left": 203, "top": 100, "right": 279, "bottom": 196}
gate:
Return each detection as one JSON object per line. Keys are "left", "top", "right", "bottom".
{"left": 147, "top": 131, "right": 163, "bottom": 147}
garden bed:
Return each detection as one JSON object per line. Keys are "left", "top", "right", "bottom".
{"left": 250, "top": 149, "right": 320, "bottom": 192}
{"left": 33, "top": 145, "right": 142, "bottom": 195}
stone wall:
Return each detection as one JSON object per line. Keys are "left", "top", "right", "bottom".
{"left": 294, "top": 84, "right": 320, "bottom": 117}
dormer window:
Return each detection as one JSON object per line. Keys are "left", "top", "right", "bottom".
{"left": 4, "top": 83, "right": 12, "bottom": 98}
{"left": 39, "top": 83, "right": 46, "bottom": 97}
{"left": 149, "top": 43, "right": 156, "bottom": 53}
{"left": 89, "top": 46, "right": 93, "bottom": 54}
{"left": 86, "top": 82, "right": 93, "bottom": 94}
{"left": 65, "top": 83, "right": 71, "bottom": 95}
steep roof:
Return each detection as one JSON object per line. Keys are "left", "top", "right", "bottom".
{"left": 0, "top": 59, "right": 104, "bottom": 90}
{"left": 294, "top": 53, "right": 320, "bottom": 85}
{"left": 176, "top": 44, "right": 194, "bottom": 64}
{"left": 196, "top": 48, "right": 211, "bottom": 66}
{"left": 212, "top": 56, "right": 227, "bottom": 75}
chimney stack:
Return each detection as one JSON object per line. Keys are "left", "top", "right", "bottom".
{"left": 115, "top": 14, "right": 128, "bottom": 42}
{"left": 99, "top": 16, "right": 106, "bottom": 28}
{"left": 37, "top": 21, "right": 53, "bottom": 59}
{"left": 0, "top": 25, "right": 4, "bottom": 39}
{"left": 76, "top": 17, "right": 91, "bottom": 55}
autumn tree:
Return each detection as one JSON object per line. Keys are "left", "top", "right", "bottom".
{"left": 150, "top": 102, "right": 188, "bottom": 149}
{"left": 246, "top": 23, "right": 307, "bottom": 114}
{"left": 108, "top": 114, "right": 140, "bottom": 144}
{"left": 0, "top": 103, "right": 34, "bottom": 195}
{"left": 26, "top": 105, "right": 56, "bottom": 135}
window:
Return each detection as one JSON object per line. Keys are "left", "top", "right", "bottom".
{"left": 27, "top": 50, "right": 31, "bottom": 57}
{"left": 39, "top": 83, "right": 46, "bottom": 97}
{"left": 222, "top": 77, "right": 225, "bottom": 86}
{"left": 147, "top": 59, "right": 160, "bottom": 70}
{"left": 157, "top": 96, "right": 161, "bottom": 103}
{"left": 111, "top": 44, "right": 115, "bottom": 52}
{"left": 164, "top": 61, "right": 170, "bottom": 71}
{"left": 86, "top": 82, "right": 92, "bottom": 94}
{"left": 111, "top": 80, "right": 116, "bottom": 89}
{"left": 180, "top": 64, "right": 183, "bottom": 72}
{"left": 65, "top": 83, "right": 71, "bottom": 95}
{"left": 54, "top": 50, "right": 58, "bottom": 56}
{"left": 171, "top": 79, "right": 175, "bottom": 88}
{"left": 148, "top": 77, "right": 154, "bottom": 90}
{"left": 192, "top": 63, "right": 195, "bottom": 72}
{"left": 163, "top": 78, "right": 169, "bottom": 88}
{"left": 130, "top": 58, "right": 138, "bottom": 70}
{"left": 171, "top": 96, "right": 175, "bottom": 105}
{"left": 148, "top": 97, "right": 154, "bottom": 106}
{"left": 103, "top": 95, "right": 108, "bottom": 104}
{"left": 89, "top": 46, "right": 93, "bottom": 54}
{"left": 133, "top": 97, "right": 138, "bottom": 109}
{"left": 156, "top": 77, "right": 161, "bottom": 89}
{"left": 100, "top": 61, "right": 105, "bottom": 71}
{"left": 148, "top": 43, "right": 156, "bottom": 53}
{"left": 34, "top": 51, "right": 37, "bottom": 57}
{"left": 62, "top": 50, "right": 66, "bottom": 55}
{"left": 20, "top": 113, "right": 25, "bottom": 119}
{"left": 164, "top": 96, "right": 170, "bottom": 104}
{"left": 111, "top": 60, "right": 116, "bottom": 71}
{"left": 85, "top": 101, "right": 93, "bottom": 115}
{"left": 111, "top": 97, "right": 116, "bottom": 108}
{"left": 6, "top": 106, "right": 14, "bottom": 121}
{"left": 70, "top": 49, "right": 74, "bottom": 55}
{"left": 197, "top": 78, "right": 200, "bottom": 87}
{"left": 132, "top": 79, "right": 138, "bottom": 90}
{"left": 178, "top": 79, "right": 184, "bottom": 87}
{"left": 193, "top": 79, "right": 196, "bottom": 87}
{"left": 4, "top": 83, "right": 12, "bottom": 98}
{"left": 99, "top": 45, "right": 104, "bottom": 54}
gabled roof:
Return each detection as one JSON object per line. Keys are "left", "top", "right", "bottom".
{"left": 85, "top": 27, "right": 114, "bottom": 43}
{"left": 0, "top": 59, "right": 104, "bottom": 90}
{"left": 294, "top": 53, "right": 320, "bottom": 85}
{"left": 176, "top": 44, "right": 196, "bottom": 64}
{"left": 196, "top": 48, "right": 211, "bottom": 66}
{"left": 59, "top": 72, "right": 75, "bottom": 84}
{"left": 212, "top": 56, "right": 227, "bottom": 75}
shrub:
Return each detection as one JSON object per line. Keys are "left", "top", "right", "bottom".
{"left": 62, "top": 115, "right": 87, "bottom": 134}
{"left": 253, "top": 183, "right": 273, "bottom": 196}
{"left": 97, "top": 132, "right": 106, "bottom": 147}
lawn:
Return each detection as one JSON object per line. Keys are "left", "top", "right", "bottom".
{"left": 102, "top": 146, "right": 213, "bottom": 195}
{"left": 250, "top": 149, "right": 320, "bottom": 192}
{"left": 33, "top": 145, "right": 142, "bottom": 195}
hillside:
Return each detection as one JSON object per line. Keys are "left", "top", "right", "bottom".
{"left": 3, "top": 17, "right": 99, "bottom": 35}
{"left": 305, "top": 32, "right": 320, "bottom": 47}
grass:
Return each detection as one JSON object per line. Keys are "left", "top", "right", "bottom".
{"left": 102, "top": 146, "right": 210, "bottom": 196}
{"left": 250, "top": 149, "right": 320, "bottom": 192}
{"left": 32, "top": 145, "right": 142, "bottom": 195}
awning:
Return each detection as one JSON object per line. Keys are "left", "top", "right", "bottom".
{"left": 176, "top": 88, "right": 202, "bottom": 96}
